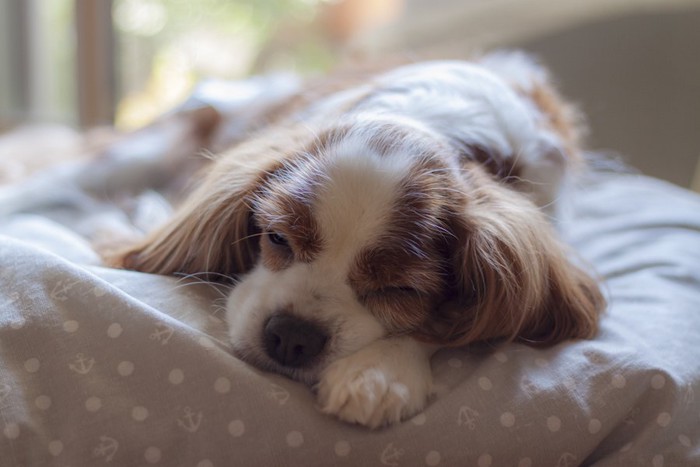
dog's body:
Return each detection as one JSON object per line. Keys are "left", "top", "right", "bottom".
{"left": 115, "top": 52, "right": 605, "bottom": 428}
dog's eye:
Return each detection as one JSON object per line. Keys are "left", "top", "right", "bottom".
{"left": 267, "top": 231, "right": 289, "bottom": 247}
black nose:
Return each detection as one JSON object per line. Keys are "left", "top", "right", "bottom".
{"left": 263, "top": 314, "right": 328, "bottom": 368}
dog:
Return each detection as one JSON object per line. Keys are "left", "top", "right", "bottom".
{"left": 112, "top": 51, "right": 606, "bottom": 428}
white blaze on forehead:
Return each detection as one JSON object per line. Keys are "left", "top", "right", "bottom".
{"left": 314, "top": 129, "right": 412, "bottom": 263}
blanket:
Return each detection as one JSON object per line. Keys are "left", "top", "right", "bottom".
{"left": 0, "top": 121, "right": 699, "bottom": 466}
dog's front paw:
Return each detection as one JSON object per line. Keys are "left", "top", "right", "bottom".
{"left": 316, "top": 338, "right": 433, "bottom": 429}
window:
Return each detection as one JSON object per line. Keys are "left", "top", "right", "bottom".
{"left": 0, "top": 0, "right": 339, "bottom": 130}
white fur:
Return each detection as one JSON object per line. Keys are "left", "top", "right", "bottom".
{"left": 315, "top": 128, "right": 413, "bottom": 258}
{"left": 225, "top": 57, "right": 572, "bottom": 427}
{"left": 227, "top": 127, "right": 416, "bottom": 385}
{"left": 317, "top": 337, "right": 435, "bottom": 429}
{"left": 304, "top": 60, "right": 568, "bottom": 211}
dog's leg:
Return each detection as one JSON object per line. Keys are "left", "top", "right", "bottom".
{"left": 316, "top": 337, "right": 436, "bottom": 429}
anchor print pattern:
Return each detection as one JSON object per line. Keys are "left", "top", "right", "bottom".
{"left": 557, "top": 452, "right": 577, "bottom": 467}
{"left": 267, "top": 384, "right": 290, "bottom": 405}
{"left": 93, "top": 436, "right": 119, "bottom": 462}
{"left": 51, "top": 279, "right": 81, "bottom": 302}
{"left": 177, "top": 407, "right": 204, "bottom": 433}
{"left": 1, "top": 238, "right": 698, "bottom": 467}
{"left": 150, "top": 323, "right": 175, "bottom": 345}
{"left": 69, "top": 353, "right": 95, "bottom": 375}
{"left": 457, "top": 406, "right": 480, "bottom": 430}
{"left": 380, "top": 443, "right": 404, "bottom": 467}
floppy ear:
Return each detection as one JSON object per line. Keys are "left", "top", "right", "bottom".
{"left": 106, "top": 136, "right": 288, "bottom": 280}
{"left": 419, "top": 167, "right": 605, "bottom": 347}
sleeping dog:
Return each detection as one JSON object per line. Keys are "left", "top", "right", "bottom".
{"left": 112, "top": 51, "right": 605, "bottom": 428}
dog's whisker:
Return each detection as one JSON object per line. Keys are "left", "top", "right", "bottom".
{"left": 197, "top": 148, "right": 219, "bottom": 161}
{"left": 231, "top": 232, "right": 266, "bottom": 247}
{"left": 171, "top": 272, "right": 232, "bottom": 299}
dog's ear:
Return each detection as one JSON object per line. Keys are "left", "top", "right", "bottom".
{"left": 418, "top": 168, "right": 605, "bottom": 347}
{"left": 106, "top": 136, "right": 288, "bottom": 280}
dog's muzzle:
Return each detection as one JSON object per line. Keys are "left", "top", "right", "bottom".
{"left": 263, "top": 314, "right": 328, "bottom": 368}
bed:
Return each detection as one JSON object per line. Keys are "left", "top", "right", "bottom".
{"left": 1, "top": 88, "right": 699, "bottom": 466}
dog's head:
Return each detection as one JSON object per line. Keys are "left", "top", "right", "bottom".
{"left": 115, "top": 53, "right": 605, "bottom": 383}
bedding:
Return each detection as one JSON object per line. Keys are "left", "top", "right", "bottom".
{"left": 1, "top": 114, "right": 700, "bottom": 466}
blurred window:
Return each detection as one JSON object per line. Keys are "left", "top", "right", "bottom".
{"left": 0, "top": 0, "right": 339, "bottom": 130}
{"left": 0, "top": 0, "right": 75, "bottom": 128}
{"left": 113, "top": 0, "right": 338, "bottom": 129}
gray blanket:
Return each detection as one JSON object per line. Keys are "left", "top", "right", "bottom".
{"left": 1, "top": 160, "right": 699, "bottom": 466}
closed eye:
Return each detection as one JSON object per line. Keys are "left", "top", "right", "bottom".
{"left": 360, "top": 285, "right": 432, "bottom": 334}
{"left": 267, "top": 231, "right": 289, "bottom": 247}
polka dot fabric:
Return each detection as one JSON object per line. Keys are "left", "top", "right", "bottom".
{"left": 1, "top": 173, "right": 700, "bottom": 466}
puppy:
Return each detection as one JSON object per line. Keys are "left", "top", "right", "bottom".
{"left": 112, "top": 52, "right": 605, "bottom": 428}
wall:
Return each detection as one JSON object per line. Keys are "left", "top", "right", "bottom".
{"left": 358, "top": 1, "right": 700, "bottom": 189}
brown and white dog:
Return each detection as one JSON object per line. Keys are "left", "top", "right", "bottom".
{"left": 113, "top": 51, "right": 605, "bottom": 428}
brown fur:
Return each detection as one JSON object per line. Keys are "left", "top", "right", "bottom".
{"left": 259, "top": 235, "right": 294, "bottom": 272}
{"left": 413, "top": 164, "right": 603, "bottom": 346}
{"left": 349, "top": 243, "right": 447, "bottom": 333}
{"left": 253, "top": 155, "right": 325, "bottom": 265}
{"left": 528, "top": 83, "right": 584, "bottom": 163}
{"left": 109, "top": 58, "right": 605, "bottom": 349}
{"left": 107, "top": 126, "right": 314, "bottom": 278}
